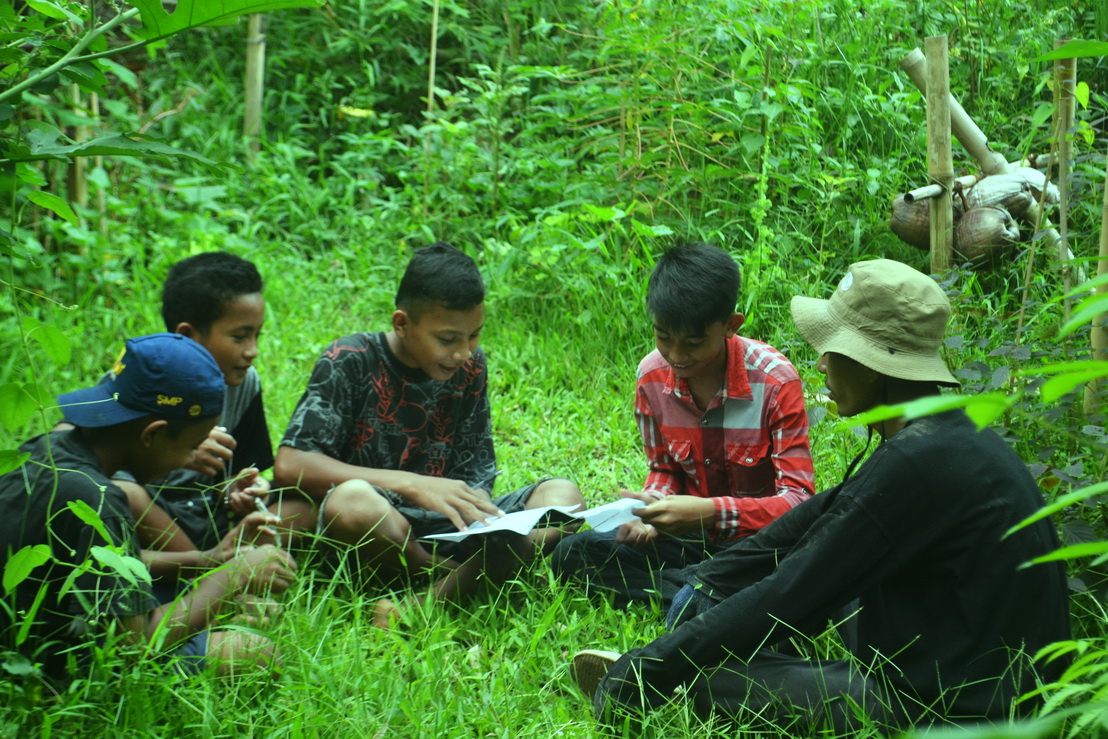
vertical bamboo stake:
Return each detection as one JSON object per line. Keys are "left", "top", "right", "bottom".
{"left": 422, "top": 0, "right": 441, "bottom": 220}
{"left": 91, "top": 92, "right": 107, "bottom": 235}
{"left": 1053, "top": 39, "right": 1076, "bottom": 323}
{"left": 243, "top": 14, "right": 267, "bottom": 155}
{"left": 1086, "top": 143, "right": 1108, "bottom": 416}
{"left": 925, "top": 36, "right": 954, "bottom": 273}
{"left": 66, "top": 83, "right": 88, "bottom": 212}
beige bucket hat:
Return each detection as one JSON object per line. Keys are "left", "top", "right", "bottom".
{"left": 790, "top": 259, "right": 959, "bottom": 386}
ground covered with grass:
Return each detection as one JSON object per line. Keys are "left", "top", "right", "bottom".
{"left": 3, "top": 0, "right": 1106, "bottom": 736}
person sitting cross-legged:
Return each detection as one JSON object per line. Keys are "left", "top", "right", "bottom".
{"left": 572, "top": 259, "right": 1071, "bottom": 733}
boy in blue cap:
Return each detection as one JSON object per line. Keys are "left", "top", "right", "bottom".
{"left": 0, "top": 333, "right": 295, "bottom": 683}
{"left": 112, "top": 253, "right": 276, "bottom": 582}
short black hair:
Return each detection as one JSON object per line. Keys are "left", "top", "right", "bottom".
{"left": 395, "top": 242, "right": 485, "bottom": 318}
{"left": 647, "top": 242, "right": 740, "bottom": 335}
{"left": 161, "top": 252, "right": 263, "bottom": 333}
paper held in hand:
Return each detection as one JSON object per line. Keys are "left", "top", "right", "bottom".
{"left": 421, "top": 497, "right": 647, "bottom": 543}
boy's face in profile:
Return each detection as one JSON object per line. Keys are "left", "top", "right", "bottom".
{"left": 654, "top": 313, "right": 743, "bottom": 383}
{"left": 393, "top": 301, "right": 485, "bottom": 381}
{"left": 129, "top": 416, "right": 219, "bottom": 484}
{"left": 185, "top": 293, "right": 265, "bottom": 387}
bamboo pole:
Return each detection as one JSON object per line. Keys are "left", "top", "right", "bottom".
{"left": 901, "top": 48, "right": 1008, "bottom": 175}
{"left": 422, "top": 0, "right": 441, "bottom": 219}
{"left": 243, "top": 14, "right": 267, "bottom": 154}
{"left": 91, "top": 92, "right": 107, "bottom": 235}
{"left": 1053, "top": 39, "right": 1076, "bottom": 323}
{"left": 899, "top": 48, "right": 1073, "bottom": 276}
{"left": 1087, "top": 144, "right": 1108, "bottom": 415}
{"left": 66, "top": 84, "right": 88, "bottom": 212}
{"left": 925, "top": 36, "right": 954, "bottom": 273}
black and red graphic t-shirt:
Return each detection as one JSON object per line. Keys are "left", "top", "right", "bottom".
{"left": 280, "top": 332, "right": 496, "bottom": 490}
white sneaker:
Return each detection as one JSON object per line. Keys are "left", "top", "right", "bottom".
{"left": 571, "top": 649, "right": 622, "bottom": 700}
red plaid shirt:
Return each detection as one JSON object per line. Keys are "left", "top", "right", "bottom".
{"left": 635, "top": 334, "right": 814, "bottom": 541}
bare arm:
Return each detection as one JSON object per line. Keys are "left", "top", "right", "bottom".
{"left": 273, "top": 446, "right": 501, "bottom": 530}
{"left": 121, "top": 545, "right": 296, "bottom": 647}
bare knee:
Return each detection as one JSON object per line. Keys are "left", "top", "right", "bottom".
{"left": 323, "top": 480, "right": 401, "bottom": 545}
{"left": 528, "top": 478, "right": 585, "bottom": 509}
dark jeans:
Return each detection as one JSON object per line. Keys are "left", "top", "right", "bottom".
{"left": 550, "top": 528, "right": 723, "bottom": 609}
{"left": 686, "top": 648, "right": 897, "bottom": 734}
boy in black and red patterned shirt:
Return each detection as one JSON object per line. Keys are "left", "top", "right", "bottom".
{"left": 274, "top": 242, "right": 582, "bottom": 624}
{"left": 552, "top": 242, "right": 814, "bottom": 608}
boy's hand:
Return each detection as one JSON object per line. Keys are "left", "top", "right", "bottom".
{"left": 637, "top": 497, "right": 715, "bottom": 536}
{"left": 208, "top": 511, "right": 282, "bottom": 563}
{"left": 619, "top": 489, "right": 665, "bottom": 505}
{"left": 616, "top": 519, "right": 658, "bottom": 547}
{"left": 188, "top": 426, "right": 236, "bottom": 477}
{"left": 226, "top": 469, "right": 271, "bottom": 516}
{"left": 404, "top": 475, "right": 504, "bottom": 531}
{"left": 228, "top": 545, "right": 297, "bottom": 596}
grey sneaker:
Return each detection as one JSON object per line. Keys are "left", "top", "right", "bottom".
{"left": 570, "top": 649, "right": 622, "bottom": 701}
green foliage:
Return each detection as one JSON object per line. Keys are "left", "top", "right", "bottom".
{"left": 2, "top": 0, "right": 1108, "bottom": 736}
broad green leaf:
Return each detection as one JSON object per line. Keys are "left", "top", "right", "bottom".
{"left": 95, "top": 58, "right": 138, "bottom": 89}
{"left": 0, "top": 450, "right": 29, "bottom": 476}
{"left": 1076, "top": 81, "right": 1090, "bottom": 110}
{"left": 15, "top": 162, "right": 46, "bottom": 186}
{"left": 630, "top": 219, "right": 674, "bottom": 237}
{"left": 1005, "top": 481, "right": 1108, "bottom": 537}
{"left": 1032, "top": 40, "right": 1108, "bottom": 61}
{"left": 27, "top": 191, "right": 78, "bottom": 226}
{"left": 24, "top": 0, "right": 81, "bottom": 24}
{"left": 0, "top": 383, "right": 37, "bottom": 432}
{"left": 90, "top": 546, "right": 150, "bottom": 585}
{"left": 66, "top": 500, "right": 112, "bottom": 545}
{"left": 1059, "top": 271, "right": 1108, "bottom": 299}
{"left": 2, "top": 544, "right": 52, "bottom": 593}
{"left": 1020, "top": 360, "right": 1108, "bottom": 377}
{"left": 130, "top": 0, "right": 324, "bottom": 42}
{"left": 1030, "top": 102, "right": 1052, "bottom": 128}
{"left": 846, "top": 392, "right": 1011, "bottom": 432}
{"left": 16, "top": 131, "right": 223, "bottom": 169}
{"left": 1060, "top": 292, "right": 1108, "bottom": 337}
{"left": 15, "top": 578, "right": 48, "bottom": 646}
{"left": 1022, "top": 541, "right": 1108, "bottom": 567}
{"left": 29, "top": 323, "right": 71, "bottom": 367}
{"left": 581, "top": 203, "right": 624, "bottom": 222}
{"left": 0, "top": 654, "right": 37, "bottom": 676}
{"left": 1040, "top": 368, "right": 1108, "bottom": 403}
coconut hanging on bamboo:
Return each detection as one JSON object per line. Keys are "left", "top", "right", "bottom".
{"left": 889, "top": 165, "right": 1059, "bottom": 267}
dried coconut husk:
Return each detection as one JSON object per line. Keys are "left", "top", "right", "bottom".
{"left": 954, "top": 206, "right": 1021, "bottom": 266}
{"left": 890, "top": 194, "right": 964, "bottom": 250}
{"left": 962, "top": 173, "right": 1034, "bottom": 218}
{"left": 1013, "top": 166, "right": 1059, "bottom": 205}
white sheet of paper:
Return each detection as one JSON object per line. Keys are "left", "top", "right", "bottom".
{"left": 576, "top": 497, "right": 646, "bottom": 532}
{"left": 422, "top": 504, "right": 583, "bottom": 542}
{"left": 421, "top": 498, "right": 651, "bottom": 542}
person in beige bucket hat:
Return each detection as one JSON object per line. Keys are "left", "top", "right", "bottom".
{"left": 792, "top": 258, "right": 959, "bottom": 387}
{"left": 572, "top": 259, "right": 1071, "bottom": 733}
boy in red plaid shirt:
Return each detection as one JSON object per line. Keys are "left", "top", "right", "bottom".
{"left": 551, "top": 242, "right": 814, "bottom": 607}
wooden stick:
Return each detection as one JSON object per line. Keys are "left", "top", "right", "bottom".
{"left": 1054, "top": 39, "right": 1076, "bottom": 323}
{"left": 422, "top": 0, "right": 441, "bottom": 219}
{"left": 904, "top": 173, "right": 983, "bottom": 202}
{"left": 901, "top": 48, "right": 1009, "bottom": 175}
{"left": 243, "top": 14, "right": 267, "bottom": 155}
{"left": 1087, "top": 139, "right": 1108, "bottom": 416}
{"left": 925, "top": 36, "right": 954, "bottom": 273}
{"left": 900, "top": 48, "right": 1073, "bottom": 277}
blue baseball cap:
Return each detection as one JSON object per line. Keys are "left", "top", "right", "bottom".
{"left": 57, "top": 333, "right": 225, "bottom": 428}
